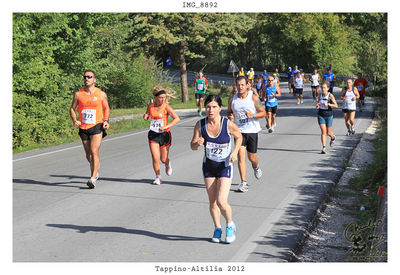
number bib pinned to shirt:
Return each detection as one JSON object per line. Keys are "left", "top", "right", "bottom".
{"left": 236, "top": 112, "right": 249, "bottom": 127}
{"left": 81, "top": 109, "right": 96, "bottom": 124}
{"left": 150, "top": 119, "right": 164, "bottom": 133}
{"left": 206, "top": 142, "right": 230, "bottom": 162}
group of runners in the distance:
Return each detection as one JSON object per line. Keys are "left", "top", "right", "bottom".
{"left": 69, "top": 67, "right": 369, "bottom": 244}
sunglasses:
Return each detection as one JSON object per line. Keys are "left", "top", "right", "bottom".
{"left": 83, "top": 75, "right": 94, "bottom": 79}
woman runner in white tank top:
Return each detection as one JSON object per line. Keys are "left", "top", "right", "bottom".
{"left": 309, "top": 69, "right": 320, "bottom": 102}
{"left": 340, "top": 78, "right": 360, "bottom": 136}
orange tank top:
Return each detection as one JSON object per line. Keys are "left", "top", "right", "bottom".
{"left": 77, "top": 88, "right": 104, "bottom": 129}
{"left": 149, "top": 102, "right": 169, "bottom": 132}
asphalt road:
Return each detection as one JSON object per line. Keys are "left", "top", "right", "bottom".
{"left": 13, "top": 83, "right": 374, "bottom": 262}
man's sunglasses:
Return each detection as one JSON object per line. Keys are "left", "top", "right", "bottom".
{"left": 83, "top": 75, "right": 94, "bottom": 79}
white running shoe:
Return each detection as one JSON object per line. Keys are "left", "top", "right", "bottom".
{"left": 301, "top": 100, "right": 304, "bottom": 104}
{"left": 321, "top": 147, "right": 327, "bottom": 154}
{"left": 297, "top": 101, "right": 300, "bottom": 105}
{"left": 225, "top": 222, "right": 236, "bottom": 244}
{"left": 153, "top": 177, "right": 162, "bottom": 185}
{"left": 254, "top": 167, "right": 262, "bottom": 179}
{"left": 87, "top": 177, "right": 97, "bottom": 189}
{"left": 166, "top": 162, "right": 172, "bottom": 176}
{"left": 237, "top": 182, "right": 248, "bottom": 192}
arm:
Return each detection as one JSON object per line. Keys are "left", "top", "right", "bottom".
{"left": 275, "top": 86, "right": 282, "bottom": 97}
{"left": 329, "top": 93, "right": 338, "bottom": 109}
{"left": 160, "top": 105, "right": 181, "bottom": 131}
{"left": 227, "top": 120, "right": 242, "bottom": 163}
{"left": 246, "top": 94, "right": 266, "bottom": 119}
{"left": 227, "top": 97, "right": 234, "bottom": 120}
{"left": 143, "top": 104, "right": 151, "bottom": 120}
{"left": 204, "top": 78, "right": 208, "bottom": 91}
{"left": 69, "top": 92, "right": 81, "bottom": 128}
{"left": 190, "top": 121, "right": 204, "bottom": 151}
{"left": 353, "top": 88, "right": 360, "bottom": 100}
{"left": 340, "top": 88, "right": 346, "bottom": 101}
{"left": 101, "top": 91, "right": 110, "bottom": 130}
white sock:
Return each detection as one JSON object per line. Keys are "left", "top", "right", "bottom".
{"left": 227, "top": 221, "right": 235, "bottom": 227}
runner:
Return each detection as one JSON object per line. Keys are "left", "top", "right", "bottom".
{"left": 247, "top": 68, "right": 255, "bottom": 87}
{"left": 273, "top": 68, "right": 280, "bottom": 86}
{"left": 262, "top": 69, "right": 268, "bottom": 81}
{"left": 238, "top": 67, "right": 245, "bottom": 77}
{"left": 323, "top": 67, "right": 336, "bottom": 94}
{"left": 70, "top": 70, "right": 110, "bottom": 189}
{"left": 255, "top": 74, "right": 265, "bottom": 101}
{"left": 143, "top": 87, "right": 181, "bottom": 185}
{"left": 354, "top": 72, "right": 369, "bottom": 112}
{"left": 190, "top": 94, "right": 242, "bottom": 244}
{"left": 193, "top": 71, "right": 208, "bottom": 116}
{"left": 309, "top": 69, "right": 321, "bottom": 102}
{"left": 340, "top": 78, "right": 360, "bottom": 136}
{"left": 293, "top": 70, "right": 306, "bottom": 104}
{"left": 263, "top": 75, "right": 282, "bottom": 133}
{"left": 227, "top": 76, "right": 266, "bottom": 193}
{"left": 287, "top": 67, "right": 294, "bottom": 94}
{"left": 316, "top": 81, "right": 338, "bottom": 154}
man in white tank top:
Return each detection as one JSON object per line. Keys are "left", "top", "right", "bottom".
{"left": 227, "top": 76, "right": 266, "bottom": 192}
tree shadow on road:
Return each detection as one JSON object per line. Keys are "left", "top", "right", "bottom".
{"left": 46, "top": 223, "right": 211, "bottom": 242}
{"left": 245, "top": 133, "right": 362, "bottom": 262}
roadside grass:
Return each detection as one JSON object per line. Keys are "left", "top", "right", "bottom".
{"left": 345, "top": 87, "right": 387, "bottom": 262}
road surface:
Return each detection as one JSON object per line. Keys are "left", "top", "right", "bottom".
{"left": 13, "top": 83, "right": 374, "bottom": 262}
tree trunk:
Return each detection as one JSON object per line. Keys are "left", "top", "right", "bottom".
{"left": 179, "top": 40, "right": 189, "bottom": 102}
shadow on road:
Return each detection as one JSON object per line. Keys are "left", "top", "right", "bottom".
{"left": 46, "top": 223, "right": 211, "bottom": 242}
{"left": 247, "top": 133, "right": 363, "bottom": 262}
{"left": 13, "top": 175, "right": 206, "bottom": 190}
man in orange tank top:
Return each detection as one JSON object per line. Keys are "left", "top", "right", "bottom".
{"left": 70, "top": 70, "right": 110, "bottom": 189}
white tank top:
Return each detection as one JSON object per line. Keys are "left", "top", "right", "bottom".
{"left": 311, "top": 74, "right": 319, "bottom": 86}
{"left": 294, "top": 76, "right": 304, "bottom": 89}
{"left": 232, "top": 90, "right": 261, "bottom": 133}
{"left": 342, "top": 88, "right": 356, "bottom": 110}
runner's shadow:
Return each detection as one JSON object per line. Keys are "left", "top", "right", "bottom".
{"left": 13, "top": 178, "right": 87, "bottom": 189}
{"left": 46, "top": 223, "right": 210, "bottom": 242}
{"left": 50, "top": 175, "right": 205, "bottom": 189}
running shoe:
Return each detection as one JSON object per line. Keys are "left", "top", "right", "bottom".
{"left": 198, "top": 111, "right": 202, "bottom": 117}
{"left": 225, "top": 223, "right": 236, "bottom": 244}
{"left": 153, "top": 177, "right": 162, "bottom": 185}
{"left": 321, "top": 147, "right": 327, "bottom": 154}
{"left": 237, "top": 181, "right": 248, "bottom": 192}
{"left": 346, "top": 129, "right": 351, "bottom": 136}
{"left": 211, "top": 227, "right": 222, "bottom": 243}
{"left": 350, "top": 126, "right": 355, "bottom": 135}
{"left": 165, "top": 162, "right": 173, "bottom": 176}
{"left": 87, "top": 177, "right": 97, "bottom": 189}
{"left": 301, "top": 100, "right": 304, "bottom": 104}
{"left": 254, "top": 167, "right": 262, "bottom": 179}
{"left": 297, "top": 101, "right": 300, "bottom": 105}
{"left": 329, "top": 135, "right": 336, "bottom": 147}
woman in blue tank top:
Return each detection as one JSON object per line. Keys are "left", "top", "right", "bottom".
{"left": 191, "top": 94, "right": 242, "bottom": 244}
{"left": 263, "top": 76, "right": 281, "bottom": 133}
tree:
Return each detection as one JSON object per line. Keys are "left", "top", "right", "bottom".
{"left": 127, "top": 13, "right": 254, "bottom": 102}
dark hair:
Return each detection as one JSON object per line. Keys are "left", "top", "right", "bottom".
{"left": 84, "top": 70, "right": 96, "bottom": 78}
{"left": 236, "top": 75, "right": 248, "bottom": 84}
{"left": 204, "top": 94, "right": 222, "bottom": 108}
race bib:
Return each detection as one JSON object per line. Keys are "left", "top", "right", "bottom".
{"left": 236, "top": 112, "right": 249, "bottom": 127}
{"left": 206, "top": 142, "right": 230, "bottom": 162}
{"left": 197, "top": 83, "right": 204, "bottom": 91}
{"left": 267, "top": 94, "right": 276, "bottom": 102}
{"left": 81, "top": 109, "right": 96, "bottom": 124}
{"left": 358, "top": 85, "right": 364, "bottom": 91}
{"left": 150, "top": 119, "right": 164, "bottom": 133}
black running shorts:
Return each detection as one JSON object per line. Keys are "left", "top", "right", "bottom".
{"left": 79, "top": 123, "right": 107, "bottom": 141}
{"left": 148, "top": 130, "right": 172, "bottom": 147}
{"left": 241, "top": 133, "right": 258, "bottom": 153}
